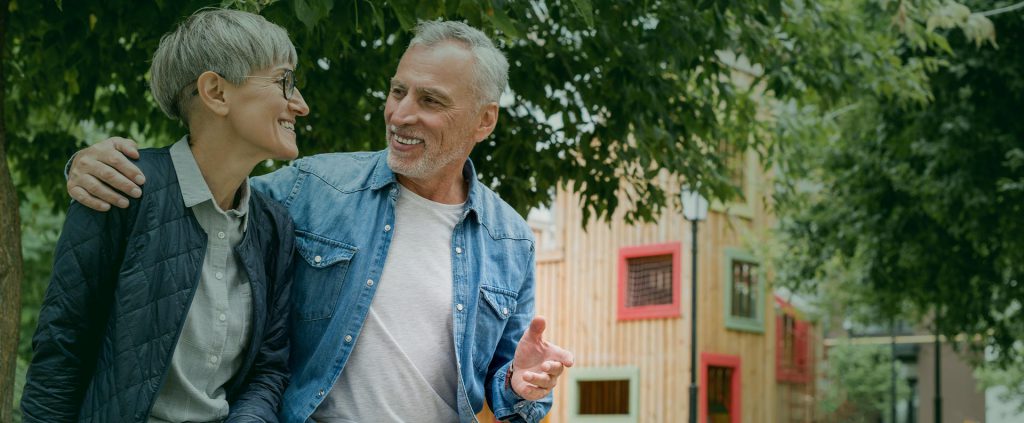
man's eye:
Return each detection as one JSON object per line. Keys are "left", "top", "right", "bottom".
{"left": 390, "top": 88, "right": 405, "bottom": 96}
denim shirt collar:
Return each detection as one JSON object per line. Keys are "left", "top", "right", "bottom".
{"left": 370, "top": 152, "right": 483, "bottom": 223}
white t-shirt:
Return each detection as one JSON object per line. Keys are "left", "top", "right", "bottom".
{"left": 312, "top": 185, "right": 463, "bottom": 422}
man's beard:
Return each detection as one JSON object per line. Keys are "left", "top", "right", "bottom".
{"left": 386, "top": 134, "right": 470, "bottom": 180}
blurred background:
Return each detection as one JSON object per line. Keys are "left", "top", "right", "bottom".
{"left": 2, "top": 1, "right": 1023, "bottom": 422}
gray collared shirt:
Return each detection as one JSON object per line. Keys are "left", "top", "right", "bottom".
{"left": 149, "top": 137, "right": 253, "bottom": 423}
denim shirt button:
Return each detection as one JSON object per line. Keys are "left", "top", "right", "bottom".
{"left": 455, "top": 247, "right": 463, "bottom": 254}
{"left": 345, "top": 335, "right": 353, "bottom": 343}
{"left": 503, "top": 307, "right": 510, "bottom": 316}
{"left": 384, "top": 224, "right": 392, "bottom": 232}
{"left": 456, "top": 303, "right": 464, "bottom": 312}
{"left": 314, "top": 255, "right": 322, "bottom": 264}
{"left": 366, "top": 279, "right": 374, "bottom": 287}
{"left": 317, "top": 389, "right": 324, "bottom": 397}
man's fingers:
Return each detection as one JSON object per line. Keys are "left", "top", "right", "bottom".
{"left": 541, "top": 361, "right": 565, "bottom": 378}
{"left": 521, "top": 387, "right": 545, "bottom": 401}
{"left": 514, "top": 380, "right": 547, "bottom": 401}
{"left": 111, "top": 137, "right": 141, "bottom": 160}
{"left": 99, "top": 145, "right": 145, "bottom": 190}
{"left": 522, "top": 371, "right": 555, "bottom": 389}
{"left": 524, "top": 368, "right": 565, "bottom": 393}
{"left": 525, "top": 315, "right": 547, "bottom": 344}
{"left": 68, "top": 185, "right": 111, "bottom": 212}
{"left": 93, "top": 157, "right": 143, "bottom": 198}
{"left": 551, "top": 344, "right": 574, "bottom": 367}
{"left": 73, "top": 173, "right": 131, "bottom": 209}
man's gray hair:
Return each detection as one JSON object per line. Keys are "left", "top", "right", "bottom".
{"left": 409, "top": 20, "right": 509, "bottom": 105}
{"left": 150, "top": 8, "right": 297, "bottom": 124}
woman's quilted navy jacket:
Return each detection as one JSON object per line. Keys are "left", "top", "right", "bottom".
{"left": 20, "top": 147, "right": 295, "bottom": 422}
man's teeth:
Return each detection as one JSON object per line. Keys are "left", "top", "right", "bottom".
{"left": 393, "top": 133, "right": 423, "bottom": 145}
{"left": 279, "top": 121, "right": 294, "bottom": 131}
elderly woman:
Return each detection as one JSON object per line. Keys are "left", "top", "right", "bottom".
{"left": 20, "top": 9, "right": 307, "bottom": 423}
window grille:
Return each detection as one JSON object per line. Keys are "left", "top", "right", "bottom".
{"left": 626, "top": 254, "right": 674, "bottom": 307}
{"left": 707, "top": 366, "right": 734, "bottom": 421}
{"left": 730, "top": 260, "right": 758, "bottom": 318}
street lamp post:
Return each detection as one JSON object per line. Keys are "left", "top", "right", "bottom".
{"left": 935, "top": 328, "right": 942, "bottom": 423}
{"left": 681, "top": 187, "right": 709, "bottom": 423}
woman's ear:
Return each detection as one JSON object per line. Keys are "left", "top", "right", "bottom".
{"left": 195, "top": 71, "right": 229, "bottom": 117}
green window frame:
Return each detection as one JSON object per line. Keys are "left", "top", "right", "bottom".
{"left": 568, "top": 366, "right": 640, "bottom": 423}
{"left": 709, "top": 148, "right": 757, "bottom": 219}
{"left": 723, "top": 248, "right": 765, "bottom": 333}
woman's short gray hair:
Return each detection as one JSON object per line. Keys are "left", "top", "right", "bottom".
{"left": 150, "top": 8, "right": 297, "bottom": 124}
{"left": 409, "top": 20, "right": 509, "bottom": 105}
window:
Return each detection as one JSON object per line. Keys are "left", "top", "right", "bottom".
{"left": 626, "top": 255, "right": 674, "bottom": 307}
{"left": 568, "top": 367, "right": 640, "bottom": 423}
{"left": 710, "top": 141, "right": 756, "bottom": 218}
{"left": 721, "top": 140, "right": 748, "bottom": 198}
{"left": 776, "top": 297, "right": 812, "bottom": 383}
{"left": 700, "top": 353, "right": 742, "bottom": 423}
{"left": 707, "top": 366, "right": 734, "bottom": 422}
{"left": 723, "top": 248, "right": 765, "bottom": 333}
{"left": 578, "top": 380, "right": 630, "bottom": 414}
{"left": 618, "top": 243, "right": 681, "bottom": 320}
{"left": 730, "top": 260, "right": 758, "bottom": 319}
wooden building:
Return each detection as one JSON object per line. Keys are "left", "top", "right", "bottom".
{"left": 515, "top": 159, "right": 819, "bottom": 422}
{"left": 478, "top": 59, "right": 821, "bottom": 423}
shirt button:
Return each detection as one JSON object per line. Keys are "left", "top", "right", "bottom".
{"left": 209, "top": 355, "right": 219, "bottom": 364}
{"left": 217, "top": 231, "right": 226, "bottom": 239}
{"left": 314, "top": 255, "right": 322, "bottom": 264}
{"left": 318, "top": 389, "right": 325, "bottom": 397}
{"left": 503, "top": 307, "right": 510, "bottom": 316}
{"left": 219, "top": 313, "right": 227, "bottom": 322}
{"left": 345, "top": 335, "right": 353, "bottom": 343}
{"left": 384, "top": 224, "right": 392, "bottom": 232}
{"left": 456, "top": 304, "right": 464, "bottom": 312}
{"left": 366, "top": 279, "right": 374, "bottom": 287}
{"left": 215, "top": 272, "right": 223, "bottom": 280}
{"left": 455, "top": 247, "right": 463, "bottom": 254}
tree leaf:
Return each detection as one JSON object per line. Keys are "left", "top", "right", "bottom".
{"left": 293, "top": 0, "right": 334, "bottom": 30}
{"left": 569, "top": 0, "right": 594, "bottom": 27}
{"left": 485, "top": 3, "right": 519, "bottom": 39}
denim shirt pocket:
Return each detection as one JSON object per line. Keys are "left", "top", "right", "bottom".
{"left": 473, "top": 285, "right": 519, "bottom": 370}
{"left": 292, "top": 230, "right": 358, "bottom": 321}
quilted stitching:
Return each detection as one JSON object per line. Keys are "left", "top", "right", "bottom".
{"left": 22, "top": 148, "right": 295, "bottom": 423}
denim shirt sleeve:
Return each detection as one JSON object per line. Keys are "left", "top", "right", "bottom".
{"left": 487, "top": 247, "right": 552, "bottom": 423}
{"left": 251, "top": 161, "right": 303, "bottom": 205}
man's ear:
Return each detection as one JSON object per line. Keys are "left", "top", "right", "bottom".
{"left": 195, "top": 71, "right": 229, "bottom": 117}
{"left": 473, "top": 102, "right": 499, "bottom": 143}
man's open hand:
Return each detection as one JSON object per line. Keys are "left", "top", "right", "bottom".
{"left": 67, "top": 137, "right": 145, "bottom": 211}
{"left": 510, "top": 316, "right": 574, "bottom": 401}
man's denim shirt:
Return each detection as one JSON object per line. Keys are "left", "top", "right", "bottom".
{"left": 252, "top": 151, "right": 549, "bottom": 423}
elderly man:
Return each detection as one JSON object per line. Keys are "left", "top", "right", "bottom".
{"left": 67, "top": 20, "right": 573, "bottom": 422}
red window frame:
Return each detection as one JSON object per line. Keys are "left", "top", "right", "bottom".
{"left": 617, "top": 242, "right": 682, "bottom": 320}
{"left": 775, "top": 296, "right": 812, "bottom": 383}
{"left": 700, "top": 353, "right": 742, "bottom": 423}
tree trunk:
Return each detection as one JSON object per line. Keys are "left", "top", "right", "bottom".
{"left": 0, "top": 0, "right": 24, "bottom": 419}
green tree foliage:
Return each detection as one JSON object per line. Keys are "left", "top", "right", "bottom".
{"left": 772, "top": 0, "right": 1021, "bottom": 365}
{"left": 5, "top": 0, "right": 1011, "bottom": 412}
{"left": 4, "top": 0, "right": 796, "bottom": 223}
{"left": 977, "top": 343, "right": 1024, "bottom": 414}
{"left": 818, "top": 343, "right": 910, "bottom": 422}
{"left": 0, "top": 0, "right": 793, "bottom": 412}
